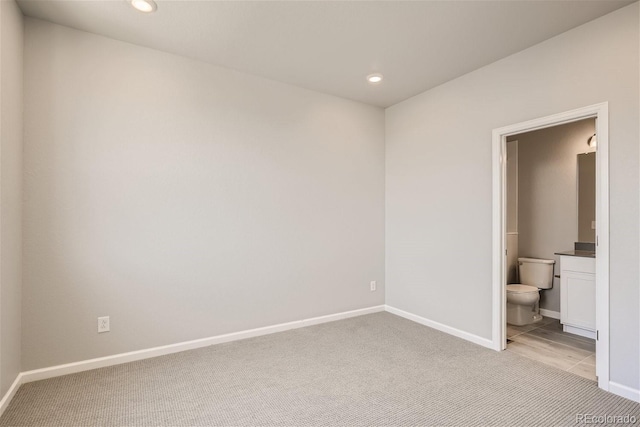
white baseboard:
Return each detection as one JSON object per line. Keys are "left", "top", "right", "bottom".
{"left": 20, "top": 305, "right": 385, "bottom": 385}
{"left": 539, "top": 308, "right": 560, "bottom": 320}
{"left": 384, "top": 305, "right": 494, "bottom": 350}
{"left": 609, "top": 381, "right": 640, "bottom": 403}
{"left": 0, "top": 374, "right": 23, "bottom": 418}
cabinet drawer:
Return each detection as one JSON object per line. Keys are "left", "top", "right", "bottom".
{"left": 560, "top": 256, "right": 595, "bottom": 274}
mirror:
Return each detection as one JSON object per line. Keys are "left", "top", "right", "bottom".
{"left": 577, "top": 152, "right": 596, "bottom": 243}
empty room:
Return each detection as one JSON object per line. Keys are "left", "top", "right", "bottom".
{"left": 0, "top": 0, "right": 639, "bottom": 425}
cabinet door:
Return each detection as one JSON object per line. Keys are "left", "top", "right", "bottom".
{"left": 561, "top": 271, "right": 596, "bottom": 330}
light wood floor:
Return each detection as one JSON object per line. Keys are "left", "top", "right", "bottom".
{"left": 506, "top": 317, "right": 596, "bottom": 381}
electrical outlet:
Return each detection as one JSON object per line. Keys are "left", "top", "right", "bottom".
{"left": 98, "top": 316, "right": 110, "bottom": 333}
{"left": 370, "top": 281, "right": 377, "bottom": 291}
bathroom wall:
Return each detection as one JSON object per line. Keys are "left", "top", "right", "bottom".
{"left": 385, "top": 3, "right": 639, "bottom": 391}
{"left": 506, "top": 141, "right": 518, "bottom": 284}
{"left": 513, "top": 118, "right": 596, "bottom": 313}
{"left": 0, "top": 0, "right": 24, "bottom": 398}
{"left": 22, "top": 19, "right": 385, "bottom": 370}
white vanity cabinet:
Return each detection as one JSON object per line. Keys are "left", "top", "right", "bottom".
{"left": 559, "top": 255, "right": 596, "bottom": 339}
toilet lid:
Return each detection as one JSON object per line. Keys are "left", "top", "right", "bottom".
{"left": 507, "top": 284, "right": 539, "bottom": 293}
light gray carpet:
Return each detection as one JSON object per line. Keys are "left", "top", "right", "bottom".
{"left": 1, "top": 312, "right": 639, "bottom": 426}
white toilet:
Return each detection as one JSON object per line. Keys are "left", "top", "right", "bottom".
{"left": 507, "top": 257, "right": 555, "bottom": 326}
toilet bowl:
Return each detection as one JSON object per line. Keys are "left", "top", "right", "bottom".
{"left": 507, "top": 257, "right": 555, "bottom": 326}
{"left": 507, "top": 284, "right": 542, "bottom": 326}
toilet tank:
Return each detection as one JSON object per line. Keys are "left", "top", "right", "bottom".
{"left": 518, "top": 257, "right": 555, "bottom": 289}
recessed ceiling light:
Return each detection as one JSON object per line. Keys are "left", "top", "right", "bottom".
{"left": 366, "top": 73, "right": 383, "bottom": 84}
{"left": 130, "top": 0, "right": 157, "bottom": 13}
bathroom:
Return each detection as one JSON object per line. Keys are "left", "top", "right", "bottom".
{"left": 505, "top": 117, "right": 597, "bottom": 381}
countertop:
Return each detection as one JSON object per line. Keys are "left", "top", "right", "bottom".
{"left": 554, "top": 250, "right": 596, "bottom": 258}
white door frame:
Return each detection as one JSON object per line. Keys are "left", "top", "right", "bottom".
{"left": 491, "top": 102, "right": 609, "bottom": 391}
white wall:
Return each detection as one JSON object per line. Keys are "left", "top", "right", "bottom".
{"left": 22, "top": 19, "right": 385, "bottom": 370}
{"left": 0, "top": 0, "right": 23, "bottom": 397}
{"left": 512, "top": 118, "right": 596, "bottom": 313}
{"left": 386, "top": 3, "right": 639, "bottom": 391}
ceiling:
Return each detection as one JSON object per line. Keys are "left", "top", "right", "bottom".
{"left": 16, "top": 0, "right": 634, "bottom": 108}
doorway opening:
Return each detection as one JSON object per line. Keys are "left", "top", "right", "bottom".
{"left": 492, "top": 103, "right": 609, "bottom": 391}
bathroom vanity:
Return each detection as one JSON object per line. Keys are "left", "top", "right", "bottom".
{"left": 555, "top": 250, "right": 596, "bottom": 339}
